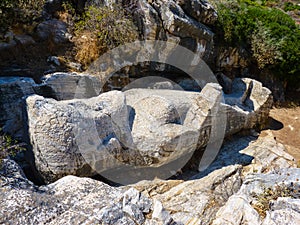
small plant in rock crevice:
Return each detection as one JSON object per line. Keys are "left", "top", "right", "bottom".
{"left": 0, "top": 129, "right": 26, "bottom": 167}
{"left": 251, "top": 182, "right": 300, "bottom": 218}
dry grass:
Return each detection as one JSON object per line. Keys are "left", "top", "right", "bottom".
{"left": 73, "top": 31, "right": 102, "bottom": 68}
{"left": 72, "top": 4, "right": 138, "bottom": 69}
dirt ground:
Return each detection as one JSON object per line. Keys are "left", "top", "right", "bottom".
{"left": 263, "top": 106, "right": 300, "bottom": 164}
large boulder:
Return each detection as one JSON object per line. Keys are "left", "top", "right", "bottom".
{"left": 26, "top": 78, "right": 273, "bottom": 183}
{"left": 40, "top": 72, "right": 102, "bottom": 100}
{"left": 0, "top": 159, "right": 173, "bottom": 225}
{"left": 26, "top": 85, "right": 222, "bottom": 183}
{"left": 125, "top": 83, "right": 223, "bottom": 155}
{"left": 36, "top": 19, "right": 71, "bottom": 44}
{"left": 26, "top": 91, "right": 131, "bottom": 183}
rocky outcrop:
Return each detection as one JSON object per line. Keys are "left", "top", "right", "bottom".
{"left": 1, "top": 124, "right": 298, "bottom": 225}
{"left": 133, "top": 131, "right": 297, "bottom": 224}
{"left": 0, "top": 159, "right": 173, "bottom": 225}
{"left": 176, "top": 0, "right": 218, "bottom": 25}
{"left": 192, "top": 131, "right": 296, "bottom": 180}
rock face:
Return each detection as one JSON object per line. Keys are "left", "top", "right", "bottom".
{"left": 0, "top": 159, "right": 173, "bottom": 225}
{"left": 1, "top": 126, "right": 298, "bottom": 225}
{"left": 0, "top": 77, "right": 35, "bottom": 138}
{"left": 102, "top": 0, "right": 216, "bottom": 80}
{"left": 25, "top": 77, "right": 273, "bottom": 183}
{"left": 176, "top": 0, "right": 218, "bottom": 25}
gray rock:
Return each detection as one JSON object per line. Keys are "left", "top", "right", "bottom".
{"left": 224, "top": 78, "right": 273, "bottom": 135}
{"left": 134, "top": 164, "right": 243, "bottom": 225}
{"left": 0, "top": 77, "right": 36, "bottom": 139}
{"left": 0, "top": 159, "right": 173, "bottom": 225}
{"left": 192, "top": 130, "right": 296, "bottom": 180}
{"left": 133, "top": 0, "right": 165, "bottom": 40}
{"left": 14, "top": 35, "right": 35, "bottom": 46}
{"left": 150, "top": 0, "right": 214, "bottom": 63}
{"left": 41, "top": 72, "right": 102, "bottom": 100}
{"left": 176, "top": 0, "right": 218, "bottom": 25}
{"left": 124, "top": 83, "right": 222, "bottom": 165}
{"left": 153, "top": 0, "right": 214, "bottom": 41}
{"left": 36, "top": 19, "right": 71, "bottom": 44}
{"left": 133, "top": 133, "right": 297, "bottom": 224}
{"left": 262, "top": 197, "right": 300, "bottom": 225}
{"left": 216, "top": 72, "right": 232, "bottom": 94}
{"left": 212, "top": 168, "right": 300, "bottom": 225}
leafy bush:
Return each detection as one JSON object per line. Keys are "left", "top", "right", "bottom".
{"left": 17, "top": 0, "right": 46, "bottom": 23}
{"left": 216, "top": 0, "right": 300, "bottom": 86}
{"left": 0, "top": 0, "right": 18, "bottom": 34}
{"left": 284, "top": 2, "right": 300, "bottom": 12}
{"left": 73, "top": 4, "right": 139, "bottom": 68}
{"left": 251, "top": 21, "right": 283, "bottom": 69}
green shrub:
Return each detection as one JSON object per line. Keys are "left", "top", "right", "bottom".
{"left": 0, "top": 129, "right": 26, "bottom": 166}
{"left": 17, "top": 0, "right": 46, "bottom": 23}
{"left": 0, "top": 0, "right": 45, "bottom": 37}
{"left": 251, "top": 21, "right": 283, "bottom": 69}
{"left": 284, "top": 2, "right": 300, "bottom": 12}
{"left": 73, "top": 4, "right": 139, "bottom": 68}
{"left": 216, "top": 0, "right": 300, "bottom": 86}
{"left": 0, "top": 0, "right": 18, "bottom": 34}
